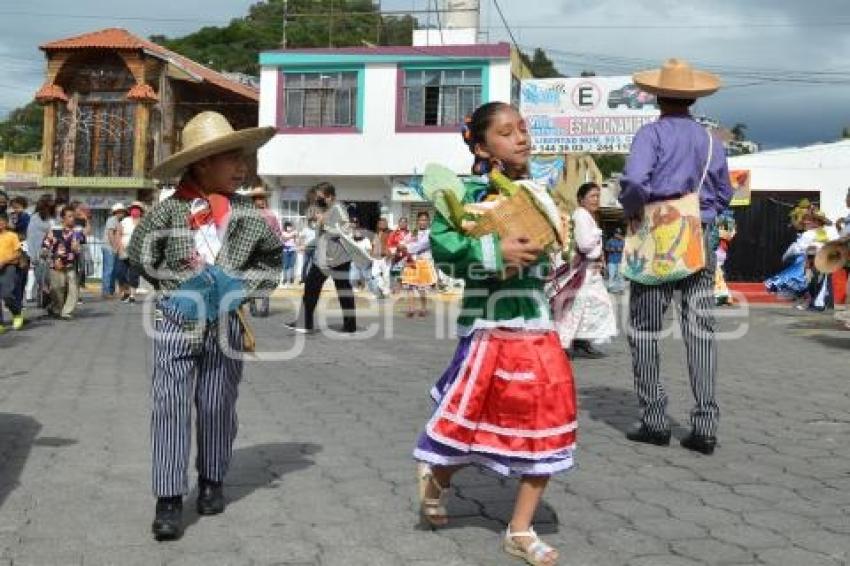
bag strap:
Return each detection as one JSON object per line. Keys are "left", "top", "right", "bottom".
{"left": 696, "top": 129, "right": 714, "bottom": 195}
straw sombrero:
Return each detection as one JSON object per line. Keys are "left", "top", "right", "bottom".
{"left": 633, "top": 58, "right": 721, "bottom": 99}
{"left": 247, "top": 186, "right": 270, "bottom": 199}
{"left": 151, "top": 111, "right": 276, "bottom": 179}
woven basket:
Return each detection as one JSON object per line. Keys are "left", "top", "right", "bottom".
{"left": 466, "top": 188, "right": 557, "bottom": 248}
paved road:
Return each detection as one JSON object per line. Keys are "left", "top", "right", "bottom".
{"left": 0, "top": 293, "right": 848, "bottom": 565}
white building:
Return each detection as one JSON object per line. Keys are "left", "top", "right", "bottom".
{"left": 257, "top": 37, "right": 530, "bottom": 230}
{"left": 728, "top": 140, "right": 850, "bottom": 221}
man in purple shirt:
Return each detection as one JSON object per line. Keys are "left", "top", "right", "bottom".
{"left": 619, "top": 59, "right": 733, "bottom": 455}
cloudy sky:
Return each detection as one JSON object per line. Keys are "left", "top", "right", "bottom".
{"left": 1, "top": 0, "right": 849, "bottom": 148}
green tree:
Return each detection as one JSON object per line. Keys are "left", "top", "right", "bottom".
{"left": 731, "top": 122, "right": 748, "bottom": 142}
{"left": 595, "top": 154, "right": 626, "bottom": 178}
{"left": 0, "top": 102, "right": 43, "bottom": 154}
{"left": 151, "top": 0, "right": 417, "bottom": 76}
{"left": 518, "top": 47, "right": 563, "bottom": 78}
{"left": 841, "top": 126, "right": 850, "bottom": 139}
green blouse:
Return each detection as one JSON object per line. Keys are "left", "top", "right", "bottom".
{"left": 430, "top": 178, "right": 555, "bottom": 335}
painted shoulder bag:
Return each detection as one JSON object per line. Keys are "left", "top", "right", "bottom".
{"left": 621, "top": 131, "right": 713, "bottom": 285}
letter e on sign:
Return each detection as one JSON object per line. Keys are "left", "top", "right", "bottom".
{"left": 571, "top": 82, "right": 601, "bottom": 113}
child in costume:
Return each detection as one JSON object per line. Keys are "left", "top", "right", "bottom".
{"left": 128, "top": 112, "right": 282, "bottom": 541}
{"left": 400, "top": 211, "right": 438, "bottom": 317}
{"left": 713, "top": 209, "right": 736, "bottom": 306}
{"left": 413, "top": 102, "right": 577, "bottom": 566}
{"left": 766, "top": 201, "right": 837, "bottom": 308}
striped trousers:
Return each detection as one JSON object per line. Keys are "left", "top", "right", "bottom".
{"left": 151, "top": 308, "right": 243, "bottom": 497}
{"left": 627, "top": 255, "right": 719, "bottom": 437}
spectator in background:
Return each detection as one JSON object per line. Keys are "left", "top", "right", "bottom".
{"left": 371, "top": 217, "right": 391, "bottom": 294}
{"left": 387, "top": 216, "right": 410, "bottom": 294}
{"left": 0, "top": 212, "right": 24, "bottom": 331}
{"left": 71, "top": 203, "right": 93, "bottom": 299}
{"left": 350, "top": 227, "right": 373, "bottom": 291}
{"left": 9, "top": 197, "right": 30, "bottom": 313}
{"left": 842, "top": 188, "right": 850, "bottom": 237}
{"left": 116, "top": 201, "right": 144, "bottom": 304}
{"left": 248, "top": 187, "right": 283, "bottom": 317}
{"left": 9, "top": 197, "right": 29, "bottom": 240}
{"left": 400, "top": 211, "right": 437, "bottom": 317}
{"left": 42, "top": 206, "right": 84, "bottom": 319}
{"left": 26, "top": 194, "right": 54, "bottom": 305}
{"left": 102, "top": 203, "right": 126, "bottom": 298}
{"left": 281, "top": 221, "right": 298, "bottom": 287}
{"left": 52, "top": 198, "right": 67, "bottom": 226}
{"left": 0, "top": 190, "right": 7, "bottom": 215}
{"left": 604, "top": 227, "right": 626, "bottom": 294}
{"left": 285, "top": 182, "right": 358, "bottom": 334}
{"left": 298, "top": 218, "right": 317, "bottom": 285}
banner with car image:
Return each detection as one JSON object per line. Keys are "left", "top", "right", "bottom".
{"left": 521, "top": 76, "right": 660, "bottom": 154}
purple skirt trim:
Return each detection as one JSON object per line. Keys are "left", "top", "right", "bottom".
{"left": 414, "top": 334, "right": 575, "bottom": 478}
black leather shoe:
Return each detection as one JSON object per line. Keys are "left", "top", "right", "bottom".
{"left": 573, "top": 340, "right": 606, "bottom": 359}
{"left": 626, "top": 424, "right": 671, "bottom": 446}
{"left": 197, "top": 478, "right": 225, "bottom": 515}
{"left": 681, "top": 432, "right": 717, "bottom": 455}
{"left": 152, "top": 497, "right": 183, "bottom": 541}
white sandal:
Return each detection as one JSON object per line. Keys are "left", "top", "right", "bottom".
{"left": 417, "top": 463, "right": 448, "bottom": 527}
{"left": 503, "top": 525, "right": 558, "bottom": 566}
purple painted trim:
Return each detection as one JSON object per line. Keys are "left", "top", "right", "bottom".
{"left": 279, "top": 127, "right": 360, "bottom": 135}
{"left": 275, "top": 70, "right": 360, "bottom": 135}
{"left": 394, "top": 67, "right": 466, "bottom": 134}
{"left": 397, "top": 125, "right": 461, "bottom": 133}
{"left": 264, "top": 43, "right": 511, "bottom": 58}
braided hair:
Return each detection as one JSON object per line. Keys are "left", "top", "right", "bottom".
{"left": 461, "top": 102, "right": 512, "bottom": 176}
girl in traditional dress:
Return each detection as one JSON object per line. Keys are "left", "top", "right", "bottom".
{"left": 413, "top": 102, "right": 577, "bottom": 566}
{"left": 766, "top": 202, "right": 837, "bottom": 309}
{"left": 401, "top": 211, "right": 438, "bottom": 317}
{"left": 547, "top": 182, "right": 618, "bottom": 358}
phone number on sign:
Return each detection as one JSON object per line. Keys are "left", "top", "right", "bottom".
{"left": 532, "top": 142, "right": 633, "bottom": 153}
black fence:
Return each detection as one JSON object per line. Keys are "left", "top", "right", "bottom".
{"left": 725, "top": 191, "right": 819, "bottom": 282}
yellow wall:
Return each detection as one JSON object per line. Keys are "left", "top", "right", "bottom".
{"left": 0, "top": 152, "right": 42, "bottom": 184}
{"left": 510, "top": 47, "right": 535, "bottom": 80}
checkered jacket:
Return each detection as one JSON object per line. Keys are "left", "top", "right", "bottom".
{"left": 127, "top": 194, "right": 283, "bottom": 296}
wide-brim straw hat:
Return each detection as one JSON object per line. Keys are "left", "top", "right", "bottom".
{"left": 633, "top": 58, "right": 721, "bottom": 99}
{"left": 128, "top": 200, "right": 146, "bottom": 212}
{"left": 151, "top": 111, "right": 276, "bottom": 179}
{"left": 247, "top": 186, "right": 270, "bottom": 199}
{"left": 806, "top": 208, "right": 831, "bottom": 226}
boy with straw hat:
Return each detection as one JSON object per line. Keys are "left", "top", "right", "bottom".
{"left": 127, "top": 111, "right": 282, "bottom": 540}
{"left": 619, "top": 59, "right": 733, "bottom": 456}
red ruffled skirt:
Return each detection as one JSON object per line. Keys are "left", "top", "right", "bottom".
{"left": 419, "top": 330, "right": 577, "bottom": 470}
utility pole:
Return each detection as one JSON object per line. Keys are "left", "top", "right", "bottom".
{"left": 281, "top": 0, "right": 288, "bottom": 48}
{"left": 329, "top": 0, "right": 334, "bottom": 48}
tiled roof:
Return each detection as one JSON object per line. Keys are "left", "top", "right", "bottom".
{"left": 35, "top": 83, "right": 69, "bottom": 103}
{"left": 40, "top": 28, "right": 258, "bottom": 101}
{"left": 127, "top": 83, "right": 158, "bottom": 102}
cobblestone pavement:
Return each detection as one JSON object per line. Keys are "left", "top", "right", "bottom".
{"left": 0, "top": 293, "right": 848, "bottom": 565}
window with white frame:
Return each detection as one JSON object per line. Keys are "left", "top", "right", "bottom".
{"left": 283, "top": 71, "right": 358, "bottom": 128}
{"left": 402, "top": 68, "right": 482, "bottom": 127}
{"left": 277, "top": 199, "right": 308, "bottom": 229}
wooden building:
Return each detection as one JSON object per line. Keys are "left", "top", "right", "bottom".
{"left": 34, "top": 28, "right": 259, "bottom": 212}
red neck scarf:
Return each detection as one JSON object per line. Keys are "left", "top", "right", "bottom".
{"left": 174, "top": 179, "right": 232, "bottom": 230}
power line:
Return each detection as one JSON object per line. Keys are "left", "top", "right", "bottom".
{"left": 492, "top": 0, "right": 520, "bottom": 47}
{"left": 433, "top": 0, "right": 445, "bottom": 46}
{"left": 523, "top": 45, "right": 850, "bottom": 82}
